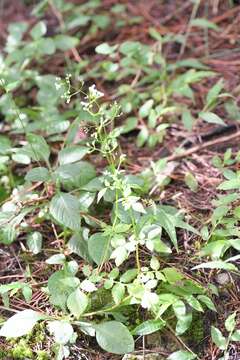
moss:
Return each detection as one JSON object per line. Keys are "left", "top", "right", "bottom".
{"left": 11, "top": 339, "right": 33, "bottom": 359}
{"left": 36, "top": 350, "right": 50, "bottom": 360}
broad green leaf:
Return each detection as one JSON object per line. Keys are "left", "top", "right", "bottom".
{"left": 27, "top": 231, "right": 42, "bottom": 254}
{"left": 95, "top": 43, "right": 117, "bottom": 55}
{"left": 156, "top": 209, "right": 178, "bottom": 250}
{"left": 197, "top": 295, "right": 216, "bottom": 311}
{"left": 67, "top": 288, "right": 88, "bottom": 318}
{"left": 95, "top": 321, "right": 134, "bottom": 354}
{"left": 54, "top": 35, "right": 79, "bottom": 50}
{"left": 49, "top": 193, "right": 81, "bottom": 230}
{"left": 199, "top": 112, "right": 226, "bottom": 126}
{"left": 225, "top": 312, "right": 236, "bottom": 332}
{"left": 25, "top": 167, "right": 50, "bottom": 182}
{"left": 30, "top": 21, "right": 47, "bottom": 40}
{"left": 0, "top": 310, "right": 43, "bottom": 338}
{"left": 55, "top": 161, "right": 96, "bottom": 191}
{"left": 185, "top": 295, "right": 203, "bottom": 312}
{"left": 25, "top": 133, "right": 50, "bottom": 162}
{"left": 58, "top": 146, "right": 89, "bottom": 165}
{"left": 162, "top": 268, "right": 183, "bottom": 284}
{"left": 217, "top": 178, "right": 240, "bottom": 190}
{"left": 132, "top": 319, "right": 166, "bottom": 336}
{"left": 175, "top": 312, "right": 192, "bottom": 335}
{"left": 211, "top": 326, "right": 227, "bottom": 350}
{"left": 136, "top": 126, "right": 149, "bottom": 147}
{"left": 48, "top": 270, "right": 79, "bottom": 309}
{"left": 68, "top": 232, "right": 92, "bottom": 263}
{"left": 112, "top": 283, "right": 125, "bottom": 304}
{"left": 168, "top": 350, "right": 197, "bottom": 360}
{"left": 46, "top": 254, "right": 66, "bottom": 265}
{"left": 88, "top": 233, "right": 111, "bottom": 265}
{"left": 191, "top": 18, "right": 220, "bottom": 31}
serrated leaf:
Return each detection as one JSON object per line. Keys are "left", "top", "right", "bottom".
{"left": 24, "top": 133, "right": 50, "bottom": 162}
{"left": 49, "top": 192, "right": 81, "bottom": 230}
{"left": 0, "top": 310, "right": 43, "bottom": 338}
{"left": 25, "top": 167, "right": 49, "bottom": 182}
{"left": 95, "top": 321, "right": 134, "bottom": 354}
{"left": 88, "top": 233, "right": 111, "bottom": 265}
{"left": 67, "top": 288, "right": 88, "bottom": 318}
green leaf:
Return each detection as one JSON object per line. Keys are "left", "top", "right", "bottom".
{"left": 168, "top": 350, "right": 197, "bottom": 360}
{"left": 95, "top": 42, "right": 117, "bottom": 55}
{"left": 206, "top": 79, "right": 224, "bottom": 107}
{"left": 184, "top": 172, "right": 198, "bottom": 192}
{"left": 0, "top": 136, "right": 11, "bottom": 154}
{"left": 132, "top": 319, "right": 166, "bottom": 336}
{"left": 120, "top": 269, "right": 138, "bottom": 283}
{"left": 54, "top": 35, "right": 79, "bottom": 50}
{"left": 68, "top": 232, "right": 92, "bottom": 263}
{"left": 199, "top": 112, "right": 226, "bottom": 126}
{"left": 191, "top": 18, "right": 220, "bottom": 31}
{"left": 49, "top": 193, "right": 81, "bottom": 230}
{"left": 25, "top": 133, "right": 50, "bottom": 162}
{"left": 156, "top": 209, "right": 178, "bottom": 250}
{"left": 0, "top": 310, "right": 43, "bottom": 338}
{"left": 67, "top": 288, "right": 88, "bottom": 318}
{"left": 197, "top": 295, "right": 216, "bottom": 311}
{"left": 211, "top": 326, "right": 227, "bottom": 350}
{"left": 139, "top": 99, "right": 154, "bottom": 118}
{"left": 225, "top": 312, "right": 236, "bottom": 332}
{"left": 48, "top": 270, "right": 79, "bottom": 309}
{"left": 112, "top": 283, "right": 125, "bottom": 304}
{"left": 192, "top": 261, "right": 237, "bottom": 271}
{"left": 88, "top": 233, "right": 111, "bottom": 265}
{"left": 182, "top": 110, "right": 195, "bottom": 131}
{"left": 185, "top": 295, "right": 203, "bottom": 312}
{"left": 30, "top": 21, "right": 47, "bottom": 40}
{"left": 25, "top": 167, "right": 50, "bottom": 182}
{"left": 95, "top": 321, "right": 134, "bottom": 354}
{"left": 58, "top": 146, "right": 89, "bottom": 165}
{"left": 46, "top": 254, "right": 66, "bottom": 265}
{"left": 175, "top": 312, "right": 192, "bottom": 335}
{"left": 27, "top": 231, "right": 42, "bottom": 255}
{"left": 136, "top": 126, "right": 149, "bottom": 147}
{"left": 231, "top": 329, "right": 240, "bottom": 341}
{"left": 217, "top": 178, "right": 240, "bottom": 190}
{"left": 162, "top": 268, "right": 183, "bottom": 284}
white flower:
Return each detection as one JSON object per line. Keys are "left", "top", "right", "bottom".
{"left": 89, "top": 84, "right": 104, "bottom": 99}
{"left": 80, "top": 280, "right": 97, "bottom": 292}
{"left": 141, "top": 291, "right": 159, "bottom": 309}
